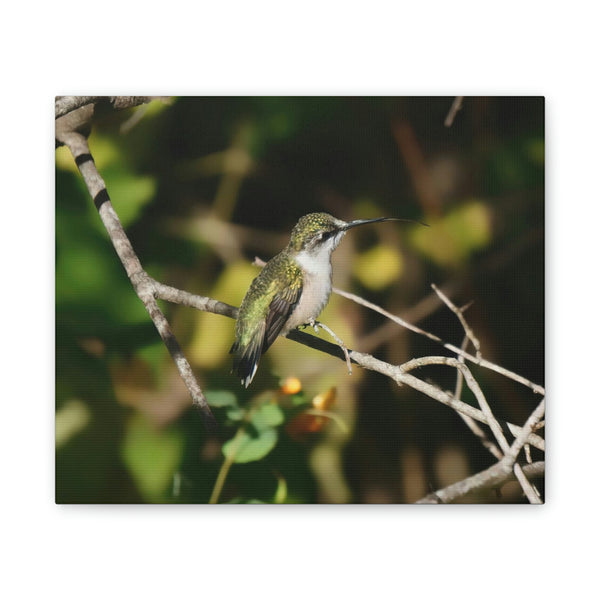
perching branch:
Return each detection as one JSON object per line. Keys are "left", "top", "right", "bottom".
{"left": 145, "top": 287, "right": 548, "bottom": 452}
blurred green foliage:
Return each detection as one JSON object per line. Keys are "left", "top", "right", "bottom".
{"left": 56, "top": 97, "right": 544, "bottom": 503}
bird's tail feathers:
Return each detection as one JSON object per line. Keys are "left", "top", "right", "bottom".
{"left": 230, "top": 324, "right": 266, "bottom": 388}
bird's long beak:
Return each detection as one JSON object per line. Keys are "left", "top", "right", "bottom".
{"left": 342, "top": 217, "right": 428, "bottom": 231}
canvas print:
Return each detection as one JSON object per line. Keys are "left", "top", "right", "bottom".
{"left": 55, "top": 96, "right": 545, "bottom": 503}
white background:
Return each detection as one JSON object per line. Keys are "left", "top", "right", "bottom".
{"left": 1, "top": 1, "right": 596, "bottom": 598}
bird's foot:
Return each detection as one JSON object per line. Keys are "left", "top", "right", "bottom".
{"left": 308, "top": 317, "right": 320, "bottom": 334}
{"left": 307, "top": 319, "right": 352, "bottom": 375}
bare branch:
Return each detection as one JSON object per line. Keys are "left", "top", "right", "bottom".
{"left": 417, "top": 396, "right": 545, "bottom": 504}
{"left": 333, "top": 286, "right": 545, "bottom": 395}
{"left": 513, "top": 463, "right": 542, "bottom": 504}
{"left": 55, "top": 95, "right": 160, "bottom": 119}
{"left": 55, "top": 96, "right": 104, "bottom": 119}
{"left": 110, "top": 275, "right": 550, "bottom": 452}
{"left": 56, "top": 129, "right": 216, "bottom": 431}
{"left": 454, "top": 336, "right": 504, "bottom": 461}
{"left": 505, "top": 399, "right": 546, "bottom": 464}
{"left": 431, "top": 283, "right": 481, "bottom": 358}
{"left": 344, "top": 350, "right": 544, "bottom": 451}
{"left": 399, "top": 355, "right": 524, "bottom": 454}
{"left": 153, "top": 280, "right": 238, "bottom": 319}
{"left": 417, "top": 460, "right": 544, "bottom": 504}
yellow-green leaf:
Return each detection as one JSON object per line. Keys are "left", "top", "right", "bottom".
{"left": 352, "top": 244, "right": 404, "bottom": 290}
{"left": 121, "top": 413, "right": 184, "bottom": 502}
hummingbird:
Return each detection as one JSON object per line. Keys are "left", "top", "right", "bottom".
{"left": 230, "top": 212, "right": 411, "bottom": 387}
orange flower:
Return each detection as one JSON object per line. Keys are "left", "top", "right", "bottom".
{"left": 312, "top": 387, "right": 336, "bottom": 410}
{"left": 280, "top": 376, "right": 302, "bottom": 395}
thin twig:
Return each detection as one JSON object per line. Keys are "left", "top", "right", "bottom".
{"left": 431, "top": 283, "right": 481, "bottom": 358}
{"left": 310, "top": 319, "right": 353, "bottom": 374}
{"left": 505, "top": 399, "right": 546, "bottom": 463}
{"left": 254, "top": 256, "right": 543, "bottom": 394}
{"left": 505, "top": 400, "right": 545, "bottom": 503}
{"left": 400, "top": 355, "right": 511, "bottom": 454}
{"left": 399, "top": 354, "right": 543, "bottom": 503}
{"left": 342, "top": 349, "right": 544, "bottom": 451}
{"left": 454, "top": 336, "right": 503, "bottom": 460}
{"left": 513, "top": 463, "right": 542, "bottom": 504}
{"left": 444, "top": 96, "right": 464, "bottom": 128}
{"left": 333, "top": 286, "right": 545, "bottom": 395}
{"left": 251, "top": 257, "right": 543, "bottom": 451}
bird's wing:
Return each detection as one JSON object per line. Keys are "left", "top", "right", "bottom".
{"left": 230, "top": 255, "right": 302, "bottom": 387}
{"left": 263, "top": 276, "right": 303, "bottom": 351}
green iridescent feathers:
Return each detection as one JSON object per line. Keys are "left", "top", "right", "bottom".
{"left": 230, "top": 252, "right": 303, "bottom": 387}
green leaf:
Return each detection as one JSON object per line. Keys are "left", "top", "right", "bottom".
{"left": 226, "top": 406, "right": 245, "bottom": 421}
{"left": 253, "top": 403, "right": 284, "bottom": 429}
{"left": 205, "top": 390, "right": 238, "bottom": 408}
{"left": 222, "top": 427, "right": 278, "bottom": 463}
{"left": 291, "top": 393, "right": 308, "bottom": 406}
{"left": 121, "top": 413, "right": 184, "bottom": 502}
{"left": 273, "top": 474, "right": 287, "bottom": 504}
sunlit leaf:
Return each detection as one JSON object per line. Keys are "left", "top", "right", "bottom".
{"left": 86, "top": 131, "right": 121, "bottom": 170}
{"left": 121, "top": 413, "right": 184, "bottom": 502}
{"left": 55, "top": 145, "right": 79, "bottom": 173}
{"left": 55, "top": 399, "right": 91, "bottom": 448}
{"left": 226, "top": 406, "right": 245, "bottom": 421}
{"left": 273, "top": 474, "right": 287, "bottom": 503}
{"left": 353, "top": 244, "right": 403, "bottom": 290}
{"left": 222, "top": 427, "right": 278, "bottom": 463}
{"left": 253, "top": 403, "right": 284, "bottom": 429}
{"left": 291, "top": 393, "right": 309, "bottom": 406}
{"left": 410, "top": 200, "right": 492, "bottom": 267}
{"left": 205, "top": 390, "right": 238, "bottom": 408}
{"left": 105, "top": 169, "right": 155, "bottom": 228}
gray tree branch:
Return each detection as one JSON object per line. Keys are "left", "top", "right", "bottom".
{"left": 56, "top": 126, "right": 217, "bottom": 431}
{"left": 55, "top": 96, "right": 159, "bottom": 119}
{"left": 417, "top": 461, "right": 544, "bottom": 503}
{"left": 333, "top": 286, "right": 545, "bottom": 395}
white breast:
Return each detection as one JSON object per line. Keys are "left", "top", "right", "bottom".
{"left": 282, "top": 246, "right": 335, "bottom": 333}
